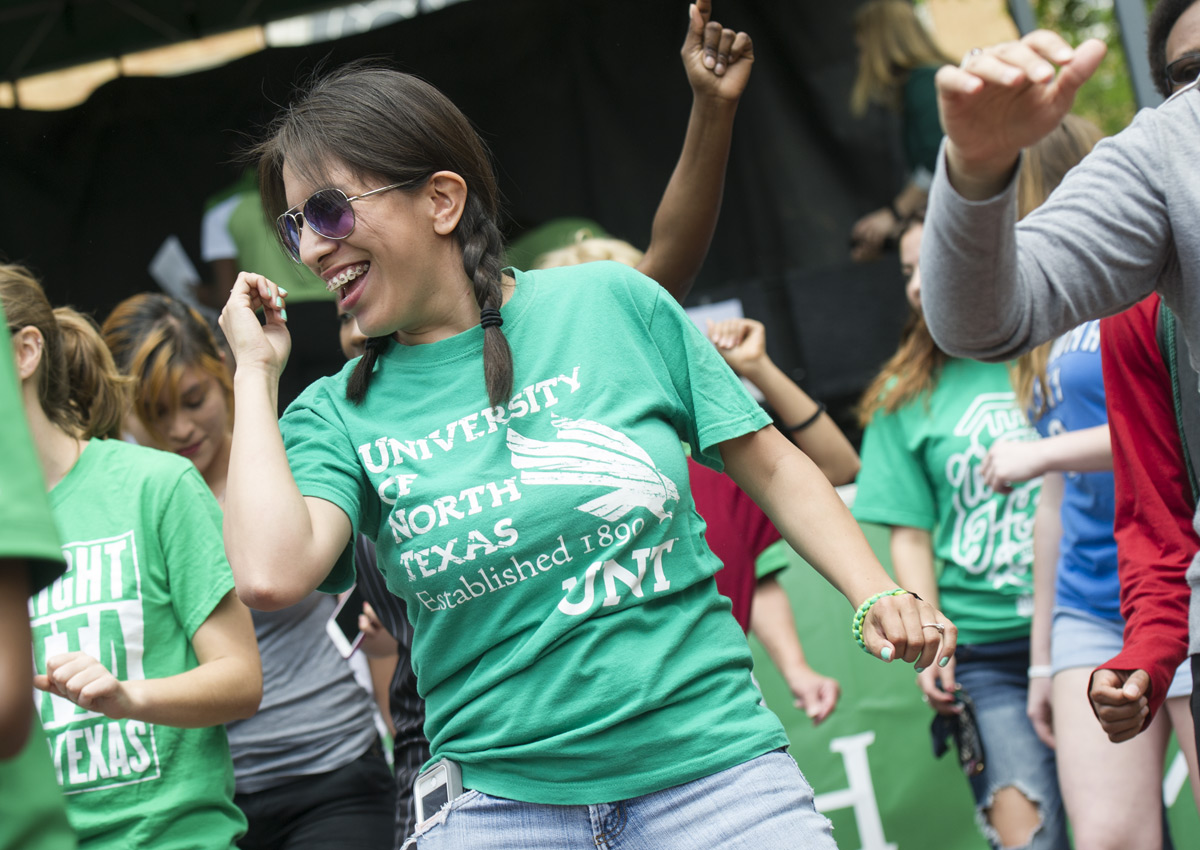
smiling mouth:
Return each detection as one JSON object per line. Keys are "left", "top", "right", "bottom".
{"left": 177, "top": 441, "right": 203, "bottom": 457}
{"left": 326, "top": 263, "right": 369, "bottom": 293}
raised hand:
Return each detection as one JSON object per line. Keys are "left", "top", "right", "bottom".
{"left": 935, "top": 30, "right": 1106, "bottom": 197}
{"left": 218, "top": 271, "right": 292, "bottom": 378}
{"left": 682, "top": 0, "right": 753, "bottom": 104}
{"left": 707, "top": 317, "right": 767, "bottom": 377}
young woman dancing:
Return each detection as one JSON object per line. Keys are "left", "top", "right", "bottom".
{"left": 5, "top": 264, "right": 261, "bottom": 849}
{"left": 102, "top": 293, "right": 396, "bottom": 850}
{"left": 853, "top": 222, "right": 1066, "bottom": 850}
{"left": 217, "top": 41, "right": 953, "bottom": 850}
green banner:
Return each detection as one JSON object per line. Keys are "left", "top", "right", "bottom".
{"left": 750, "top": 522, "right": 1199, "bottom": 849}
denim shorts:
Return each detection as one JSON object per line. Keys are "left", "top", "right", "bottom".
{"left": 954, "top": 638, "right": 1068, "bottom": 850}
{"left": 401, "top": 749, "right": 835, "bottom": 850}
{"left": 1051, "top": 606, "right": 1193, "bottom": 699}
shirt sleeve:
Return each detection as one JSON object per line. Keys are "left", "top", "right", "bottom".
{"left": 754, "top": 539, "right": 791, "bottom": 581}
{"left": 158, "top": 465, "right": 237, "bottom": 637}
{"left": 921, "top": 108, "right": 1168, "bottom": 362}
{"left": 852, "top": 406, "right": 937, "bottom": 531}
{"left": 1095, "top": 295, "right": 1194, "bottom": 726}
{"left": 0, "top": 314, "right": 64, "bottom": 593}
{"left": 636, "top": 270, "right": 771, "bottom": 470}
{"left": 280, "top": 387, "right": 369, "bottom": 594}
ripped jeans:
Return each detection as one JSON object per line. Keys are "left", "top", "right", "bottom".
{"left": 955, "top": 638, "right": 1068, "bottom": 850}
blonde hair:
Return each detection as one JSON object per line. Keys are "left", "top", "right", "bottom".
{"left": 850, "top": 0, "right": 951, "bottom": 116}
{"left": 101, "top": 293, "right": 233, "bottom": 446}
{"left": 533, "top": 230, "right": 645, "bottom": 270}
{"left": 1010, "top": 114, "right": 1105, "bottom": 416}
{"left": 0, "top": 263, "right": 131, "bottom": 440}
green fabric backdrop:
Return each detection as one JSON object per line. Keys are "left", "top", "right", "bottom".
{"left": 748, "top": 522, "right": 1199, "bottom": 849}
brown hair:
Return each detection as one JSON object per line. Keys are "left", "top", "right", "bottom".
{"left": 850, "top": 0, "right": 951, "bottom": 116}
{"left": 0, "top": 263, "right": 130, "bottom": 439}
{"left": 1010, "top": 114, "right": 1105, "bottom": 416}
{"left": 857, "top": 309, "right": 948, "bottom": 426}
{"left": 253, "top": 63, "right": 513, "bottom": 407}
{"left": 101, "top": 293, "right": 233, "bottom": 445}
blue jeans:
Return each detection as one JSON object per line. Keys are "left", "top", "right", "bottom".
{"left": 402, "top": 749, "right": 835, "bottom": 849}
{"left": 955, "top": 639, "right": 1067, "bottom": 850}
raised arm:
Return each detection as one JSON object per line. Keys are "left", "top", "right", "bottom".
{"left": 921, "top": 32, "right": 1164, "bottom": 360}
{"left": 721, "top": 424, "right": 955, "bottom": 668}
{"left": 708, "top": 317, "right": 859, "bottom": 484}
{"left": 636, "top": 0, "right": 752, "bottom": 301}
{"left": 219, "top": 272, "right": 353, "bottom": 609}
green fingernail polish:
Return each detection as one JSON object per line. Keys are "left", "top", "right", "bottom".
{"left": 279, "top": 287, "right": 289, "bottom": 296}
{"left": 275, "top": 296, "right": 282, "bottom": 308}
{"left": 939, "top": 656, "right": 951, "bottom": 668}
{"left": 281, "top": 309, "right": 289, "bottom": 321}
{"left": 915, "top": 666, "right": 925, "bottom": 673}
{"left": 881, "top": 647, "right": 892, "bottom": 662}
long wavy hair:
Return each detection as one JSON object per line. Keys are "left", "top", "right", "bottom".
{"left": 253, "top": 62, "right": 513, "bottom": 407}
{"left": 850, "top": 0, "right": 951, "bottom": 116}
{"left": 1009, "top": 114, "right": 1105, "bottom": 417}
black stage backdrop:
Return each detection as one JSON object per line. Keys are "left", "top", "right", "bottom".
{"left": 0, "top": 0, "right": 911, "bottom": 434}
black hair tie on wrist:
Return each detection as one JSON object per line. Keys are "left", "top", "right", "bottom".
{"left": 480, "top": 307, "right": 503, "bottom": 329}
{"left": 786, "top": 401, "right": 827, "bottom": 433}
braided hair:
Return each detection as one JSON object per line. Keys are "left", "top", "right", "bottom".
{"left": 254, "top": 63, "right": 513, "bottom": 407}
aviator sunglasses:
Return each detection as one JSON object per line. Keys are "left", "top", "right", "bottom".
{"left": 275, "top": 183, "right": 404, "bottom": 262}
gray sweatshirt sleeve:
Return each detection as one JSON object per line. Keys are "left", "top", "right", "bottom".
{"left": 920, "top": 112, "right": 1170, "bottom": 361}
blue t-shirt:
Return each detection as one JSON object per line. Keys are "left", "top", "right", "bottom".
{"left": 1032, "top": 321, "right": 1119, "bottom": 620}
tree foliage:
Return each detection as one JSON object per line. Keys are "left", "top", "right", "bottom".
{"left": 1031, "top": 0, "right": 1155, "bottom": 134}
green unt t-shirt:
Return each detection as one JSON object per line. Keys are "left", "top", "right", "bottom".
{"left": 853, "top": 358, "right": 1040, "bottom": 645}
{"left": 32, "top": 439, "right": 245, "bottom": 850}
{"left": 281, "top": 261, "right": 788, "bottom": 804}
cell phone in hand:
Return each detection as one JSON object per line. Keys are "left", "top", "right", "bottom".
{"left": 326, "top": 584, "right": 365, "bottom": 658}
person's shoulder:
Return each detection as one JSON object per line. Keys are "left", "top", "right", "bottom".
{"left": 284, "top": 364, "right": 357, "bottom": 420}
{"left": 87, "top": 439, "right": 206, "bottom": 498}
{"left": 519, "top": 262, "right": 662, "bottom": 312}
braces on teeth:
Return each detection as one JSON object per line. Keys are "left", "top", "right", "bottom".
{"left": 327, "top": 264, "right": 369, "bottom": 292}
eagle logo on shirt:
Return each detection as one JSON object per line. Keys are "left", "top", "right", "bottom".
{"left": 507, "top": 416, "right": 680, "bottom": 523}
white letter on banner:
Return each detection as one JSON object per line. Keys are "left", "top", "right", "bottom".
{"left": 813, "top": 731, "right": 897, "bottom": 850}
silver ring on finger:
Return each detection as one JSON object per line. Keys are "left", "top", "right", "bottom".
{"left": 921, "top": 623, "right": 946, "bottom": 634}
{"left": 961, "top": 46, "right": 983, "bottom": 68}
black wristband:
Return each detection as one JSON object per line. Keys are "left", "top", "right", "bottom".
{"left": 786, "top": 401, "right": 827, "bottom": 433}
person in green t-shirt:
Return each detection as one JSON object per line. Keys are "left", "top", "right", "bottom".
{"left": 216, "top": 10, "right": 954, "bottom": 846}
{"left": 0, "top": 299, "right": 77, "bottom": 850}
{"left": 853, "top": 223, "right": 1066, "bottom": 850}
{"left": 2, "top": 265, "right": 262, "bottom": 850}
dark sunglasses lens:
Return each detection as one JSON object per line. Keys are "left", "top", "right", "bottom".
{"left": 1168, "top": 56, "right": 1200, "bottom": 86}
{"left": 305, "top": 190, "right": 355, "bottom": 239}
{"left": 277, "top": 215, "right": 301, "bottom": 260}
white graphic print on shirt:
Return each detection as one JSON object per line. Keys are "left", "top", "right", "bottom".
{"left": 507, "top": 416, "right": 681, "bottom": 523}
{"left": 356, "top": 368, "right": 686, "bottom": 619}
{"left": 28, "top": 530, "right": 161, "bottom": 795}
{"left": 946, "top": 392, "right": 1038, "bottom": 592}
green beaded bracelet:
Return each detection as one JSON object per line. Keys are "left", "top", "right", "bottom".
{"left": 852, "top": 588, "right": 909, "bottom": 654}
